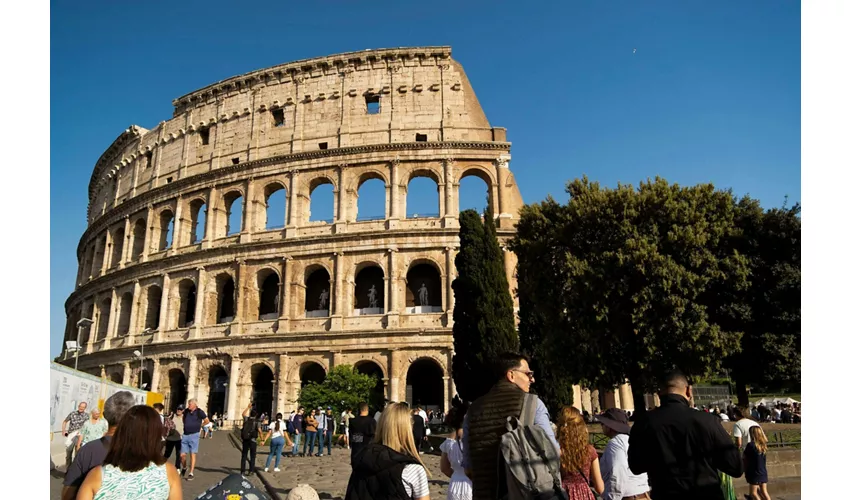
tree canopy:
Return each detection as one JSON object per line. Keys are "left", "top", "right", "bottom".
{"left": 298, "top": 365, "right": 380, "bottom": 412}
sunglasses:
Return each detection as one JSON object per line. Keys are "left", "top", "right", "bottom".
{"left": 512, "top": 369, "right": 535, "bottom": 379}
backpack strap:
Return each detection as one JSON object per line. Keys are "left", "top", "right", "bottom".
{"left": 520, "top": 393, "right": 537, "bottom": 427}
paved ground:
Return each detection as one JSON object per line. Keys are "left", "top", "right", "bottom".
{"left": 50, "top": 435, "right": 266, "bottom": 499}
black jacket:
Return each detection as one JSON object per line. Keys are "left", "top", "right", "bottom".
{"left": 345, "top": 443, "right": 419, "bottom": 500}
{"left": 628, "top": 394, "right": 743, "bottom": 500}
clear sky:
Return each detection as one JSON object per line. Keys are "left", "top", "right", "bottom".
{"left": 50, "top": 1, "right": 800, "bottom": 358}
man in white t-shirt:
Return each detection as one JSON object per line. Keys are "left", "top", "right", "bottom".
{"left": 732, "top": 407, "right": 760, "bottom": 448}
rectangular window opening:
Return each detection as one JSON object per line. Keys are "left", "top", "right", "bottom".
{"left": 232, "top": 157, "right": 240, "bottom": 165}
{"left": 365, "top": 94, "right": 380, "bottom": 114}
{"left": 415, "top": 133, "right": 428, "bottom": 142}
{"left": 271, "top": 108, "right": 285, "bottom": 127}
{"left": 144, "top": 152, "right": 153, "bottom": 169}
{"left": 199, "top": 128, "right": 210, "bottom": 145}
{"left": 318, "top": 142, "right": 328, "bottom": 150}
{"left": 166, "top": 177, "right": 173, "bottom": 184}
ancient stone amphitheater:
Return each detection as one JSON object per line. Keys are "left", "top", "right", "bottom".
{"left": 59, "top": 46, "right": 535, "bottom": 419}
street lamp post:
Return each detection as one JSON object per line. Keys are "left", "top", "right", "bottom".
{"left": 133, "top": 328, "right": 156, "bottom": 390}
{"left": 72, "top": 318, "right": 94, "bottom": 371}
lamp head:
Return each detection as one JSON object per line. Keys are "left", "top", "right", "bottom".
{"left": 133, "top": 350, "right": 142, "bottom": 358}
{"left": 76, "top": 318, "right": 93, "bottom": 328}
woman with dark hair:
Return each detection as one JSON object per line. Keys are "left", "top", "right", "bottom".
{"left": 76, "top": 405, "right": 182, "bottom": 499}
{"left": 262, "top": 412, "right": 286, "bottom": 472}
{"left": 438, "top": 400, "right": 472, "bottom": 500}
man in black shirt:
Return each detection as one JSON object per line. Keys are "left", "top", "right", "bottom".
{"left": 347, "top": 402, "right": 376, "bottom": 465}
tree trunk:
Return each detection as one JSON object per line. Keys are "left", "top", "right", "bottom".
{"left": 629, "top": 376, "right": 648, "bottom": 420}
{"left": 735, "top": 378, "right": 749, "bottom": 408}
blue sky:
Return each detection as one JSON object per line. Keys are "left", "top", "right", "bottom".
{"left": 50, "top": 1, "right": 800, "bottom": 358}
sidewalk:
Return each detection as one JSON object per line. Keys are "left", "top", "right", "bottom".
{"left": 50, "top": 434, "right": 266, "bottom": 499}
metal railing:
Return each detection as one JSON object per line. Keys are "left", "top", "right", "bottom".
{"left": 408, "top": 213, "right": 439, "bottom": 219}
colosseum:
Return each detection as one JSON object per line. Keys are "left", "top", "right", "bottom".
{"left": 60, "top": 46, "right": 641, "bottom": 419}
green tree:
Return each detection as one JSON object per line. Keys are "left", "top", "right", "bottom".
{"left": 452, "top": 208, "right": 519, "bottom": 402}
{"left": 721, "top": 198, "right": 801, "bottom": 406}
{"left": 298, "top": 365, "right": 380, "bottom": 412}
{"left": 509, "top": 177, "right": 748, "bottom": 417}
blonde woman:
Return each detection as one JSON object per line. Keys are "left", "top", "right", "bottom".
{"left": 345, "top": 402, "right": 431, "bottom": 500}
{"left": 743, "top": 426, "right": 771, "bottom": 500}
{"left": 556, "top": 406, "right": 604, "bottom": 500}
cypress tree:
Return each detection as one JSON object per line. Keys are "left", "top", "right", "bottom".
{"left": 452, "top": 207, "right": 519, "bottom": 402}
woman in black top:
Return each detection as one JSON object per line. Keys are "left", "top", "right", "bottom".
{"left": 743, "top": 426, "right": 770, "bottom": 500}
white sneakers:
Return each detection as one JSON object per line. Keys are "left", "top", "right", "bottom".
{"left": 274, "top": 467, "right": 281, "bottom": 472}
{"left": 264, "top": 467, "right": 269, "bottom": 472}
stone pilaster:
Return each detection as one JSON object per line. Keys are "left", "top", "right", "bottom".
{"left": 225, "top": 356, "right": 242, "bottom": 421}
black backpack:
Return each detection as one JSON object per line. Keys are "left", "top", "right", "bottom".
{"left": 241, "top": 417, "right": 258, "bottom": 440}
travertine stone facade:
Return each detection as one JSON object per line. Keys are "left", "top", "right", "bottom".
{"left": 61, "top": 47, "right": 522, "bottom": 418}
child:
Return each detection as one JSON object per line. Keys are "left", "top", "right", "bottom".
{"left": 743, "top": 425, "right": 771, "bottom": 500}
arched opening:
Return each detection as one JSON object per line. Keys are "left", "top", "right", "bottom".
{"left": 158, "top": 210, "right": 174, "bottom": 250}
{"left": 82, "top": 245, "right": 94, "bottom": 281}
{"left": 263, "top": 183, "right": 287, "bottom": 230}
{"left": 406, "top": 173, "right": 439, "bottom": 219}
{"left": 177, "top": 280, "right": 197, "bottom": 328}
{"left": 140, "top": 369, "right": 152, "bottom": 391}
{"left": 207, "top": 365, "right": 228, "bottom": 417}
{"left": 109, "top": 372, "right": 122, "bottom": 384}
{"left": 305, "top": 267, "right": 331, "bottom": 317}
{"left": 188, "top": 199, "right": 207, "bottom": 244}
{"left": 217, "top": 275, "right": 236, "bottom": 323}
{"left": 405, "top": 358, "right": 444, "bottom": 411}
{"left": 96, "top": 298, "right": 111, "bottom": 341}
{"left": 308, "top": 179, "right": 335, "bottom": 223}
{"left": 110, "top": 227, "right": 125, "bottom": 269}
{"left": 355, "top": 361, "right": 385, "bottom": 408}
{"left": 354, "top": 265, "right": 384, "bottom": 315}
{"left": 92, "top": 234, "right": 107, "bottom": 274}
{"left": 166, "top": 369, "right": 187, "bottom": 413}
{"left": 356, "top": 176, "right": 386, "bottom": 221}
{"left": 406, "top": 263, "right": 442, "bottom": 313}
{"left": 81, "top": 303, "right": 94, "bottom": 345}
{"left": 144, "top": 286, "right": 162, "bottom": 330}
{"left": 459, "top": 172, "right": 491, "bottom": 215}
{"left": 131, "top": 219, "right": 146, "bottom": 261}
{"left": 258, "top": 271, "right": 280, "bottom": 320}
{"left": 300, "top": 362, "right": 326, "bottom": 388}
{"left": 117, "top": 292, "right": 133, "bottom": 336}
{"left": 251, "top": 364, "right": 274, "bottom": 417}
{"left": 224, "top": 192, "right": 243, "bottom": 236}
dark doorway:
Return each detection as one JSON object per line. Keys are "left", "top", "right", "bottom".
{"left": 252, "top": 365, "right": 275, "bottom": 417}
{"left": 207, "top": 365, "right": 228, "bottom": 417}
{"left": 355, "top": 361, "right": 385, "bottom": 409}
{"left": 405, "top": 358, "right": 444, "bottom": 411}
{"left": 167, "top": 369, "right": 187, "bottom": 413}
{"left": 300, "top": 362, "right": 326, "bottom": 388}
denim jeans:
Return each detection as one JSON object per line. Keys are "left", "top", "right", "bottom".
{"left": 306, "top": 431, "right": 317, "bottom": 454}
{"left": 317, "top": 428, "right": 325, "bottom": 454}
{"left": 240, "top": 439, "right": 257, "bottom": 473}
{"left": 324, "top": 428, "right": 333, "bottom": 455}
{"left": 265, "top": 436, "right": 284, "bottom": 469}
{"left": 291, "top": 432, "right": 301, "bottom": 455}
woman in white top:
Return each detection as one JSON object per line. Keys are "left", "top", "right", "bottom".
{"left": 733, "top": 407, "right": 761, "bottom": 448}
{"left": 262, "top": 412, "right": 286, "bottom": 472}
{"left": 77, "top": 404, "right": 182, "bottom": 500}
{"left": 439, "top": 403, "right": 472, "bottom": 500}
{"left": 345, "top": 402, "right": 431, "bottom": 499}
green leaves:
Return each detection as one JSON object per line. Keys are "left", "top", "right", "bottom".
{"left": 298, "top": 365, "right": 380, "bottom": 412}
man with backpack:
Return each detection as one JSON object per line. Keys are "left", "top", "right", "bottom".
{"left": 462, "top": 352, "right": 565, "bottom": 500}
{"left": 240, "top": 403, "right": 260, "bottom": 476}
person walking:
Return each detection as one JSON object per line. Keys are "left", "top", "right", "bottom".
{"left": 341, "top": 409, "right": 353, "bottom": 449}
{"left": 733, "top": 407, "right": 761, "bottom": 449}
{"left": 347, "top": 402, "right": 377, "bottom": 465}
{"left": 438, "top": 403, "right": 472, "bottom": 500}
{"left": 75, "top": 405, "right": 182, "bottom": 500}
{"left": 163, "top": 407, "right": 184, "bottom": 470}
{"left": 462, "top": 352, "right": 561, "bottom": 500}
{"left": 557, "top": 406, "right": 605, "bottom": 499}
{"left": 743, "top": 426, "right": 771, "bottom": 500}
{"left": 77, "top": 408, "right": 109, "bottom": 452}
{"left": 344, "top": 402, "right": 431, "bottom": 500}
{"left": 628, "top": 370, "right": 743, "bottom": 500}
{"left": 240, "top": 404, "right": 260, "bottom": 476}
{"left": 412, "top": 408, "right": 427, "bottom": 453}
{"left": 61, "top": 392, "right": 136, "bottom": 500}
{"left": 305, "top": 409, "right": 319, "bottom": 456}
{"left": 596, "top": 408, "right": 649, "bottom": 500}
{"left": 291, "top": 407, "right": 304, "bottom": 457}
{"left": 179, "top": 398, "right": 210, "bottom": 481}
{"left": 262, "top": 413, "right": 286, "bottom": 472}
{"left": 62, "top": 401, "right": 89, "bottom": 468}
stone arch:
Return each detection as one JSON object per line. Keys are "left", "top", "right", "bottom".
{"left": 164, "top": 368, "right": 188, "bottom": 413}
{"left": 109, "top": 226, "right": 125, "bottom": 269}
{"left": 304, "top": 265, "right": 331, "bottom": 316}
{"left": 144, "top": 285, "right": 162, "bottom": 330}
{"left": 354, "top": 264, "right": 385, "bottom": 314}
{"left": 250, "top": 363, "right": 275, "bottom": 417}
{"left": 257, "top": 268, "right": 281, "bottom": 320}
{"left": 130, "top": 218, "right": 146, "bottom": 261}
{"left": 405, "top": 259, "right": 443, "bottom": 311}
{"left": 187, "top": 197, "right": 207, "bottom": 244}
{"left": 307, "top": 176, "right": 336, "bottom": 223}
{"left": 354, "top": 360, "right": 386, "bottom": 407}
{"left": 214, "top": 273, "right": 236, "bottom": 324}
{"left": 92, "top": 234, "right": 107, "bottom": 275}
{"left": 404, "top": 169, "right": 441, "bottom": 219}
{"left": 96, "top": 296, "right": 111, "bottom": 341}
{"left": 206, "top": 364, "right": 228, "bottom": 417}
{"left": 458, "top": 166, "right": 495, "bottom": 215}
{"left": 176, "top": 278, "right": 197, "bottom": 328}
{"left": 260, "top": 181, "right": 288, "bottom": 230}
{"left": 298, "top": 361, "right": 327, "bottom": 388}
{"left": 223, "top": 190, "right": 244, "bottom": 236}
{"left": 157, "top": 208, "right": 175, "bottom": 250}
{"left": 108, "top": 371, "right": 122, "bottom": 384}
{"left": 352, "top": 170, "right": 389, "bottom": 221}
{"left": 404, "top": 356, "right": 446, "bottom": 411}
{"left": 116, "top": 291, "right": 133, "bottom": 336}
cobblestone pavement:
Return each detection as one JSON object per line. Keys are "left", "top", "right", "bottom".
{"left": 50, "top": 435, "right": 266, "bottom": 499}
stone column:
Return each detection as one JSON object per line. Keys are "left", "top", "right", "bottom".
{"left": 203, "top": 186, "right": 217, "bottom": 248}
{"left": 591, "top": 389, "right": 601, "bottom": 414}
{"left": 150, "top": 358, "right": 161, "bottom": 393}
{"left": 235, "top": 260, "right": 247, "bottom": 327}
{"left": 389, "top": 350, "right": 402, "bottom": 403}
{"left": 142, "top": 205, "right": 154, "bottom": 262}
{"left": 386, "top": 248, "right": 399, "bottom": 327}
{"left": 443, "top": 376, "right": 451, "bottom": 413}
{"left": 241, "top": 178, "right": 255, "bottom": 243}
{"left": 494, "top": 157, "right": 508, "bottom": 219}
{"left": 100, "top": 232, "right": 112, "bottom": 276}
{"left": 437, "top": 183, "right": 446, "bottom": 218}
{"left": 122, "top": 362, "right": 131, "bottom": 386}
{"left": 280, "top": 257, "right": 291, "bottom": 327}
{"left": 120, "top": 216, "right": 131, "bottom": 268}
{"left": 572, "top": 384, "right": 583, "bottom": 410}
{"left": 225, "top": 356, "right": 242, "bottom": 422}
{"left": 287, "top": 170, "right": 300, "bottom": 236}
{"left": 126, "top": 280, "right": 141, "bottom": 345}
{"left": 445, "top": 247, "right": 456, "bottom": 314}
{"left": 191, "top": 267, "right": 206, "bottom": 338}
{"left": 171, "top": 196, "right": 184, "bottom": 252}
{"left": 104, "top": 288, "right": 119, "bottom": 349}
{"left": 187, "top": 355, "right": 198, "bottom": 403}
{"left": 156, "top": 273, "right": 170, "bottom": 340}
{"left": 619, "top": 382, "right": 635, "bottom": 411}
{"left": 82, "top": 299, "right": 95, "bottom": 352}
{"left": 389, "top": 160, "right": 400, "bottom": 223}
{"left": 276, "top": 354, "right": 289, "bottom": 414}
{"left": 335, "top": 165, "right": 347, "bottom": 232}
{"left": 581, "top": 388, "right": 592, "bottom": 414}
{"left": 443, "top": 159, "right": 457, "bottom": 227}
{"left": 331, "top": 252, "right": 344, "bottom": 326}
